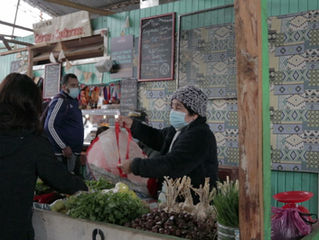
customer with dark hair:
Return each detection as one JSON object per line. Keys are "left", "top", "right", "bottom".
{"left": 44, "top": 73, "right": 84, "bottom": 176}
{"left": 0, "top": 73, "right": 87, "bottom": 240}
{"left": 118, "top": 86, "right": 218, "bottom": 202}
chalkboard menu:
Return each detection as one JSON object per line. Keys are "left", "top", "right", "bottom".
{"left": 44, "top": 63, "right": 61, "bottom": 98}
{"left": 138, "top": 12, "right": 175, "bottom": 81}
{"left": 110, "top": 35, "right": 133, "bottom": 79}
{"left": 120, "top": 78, "right": 137, "bottom": 115}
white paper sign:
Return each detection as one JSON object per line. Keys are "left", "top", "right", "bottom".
{"left": 33, "top": 11, "right": 92, "bottom": 44}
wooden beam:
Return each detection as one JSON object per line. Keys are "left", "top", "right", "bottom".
{"left": 32, "top": 45, "right": 103, "bottom": 63}
{"left": 101, "top": 0, "right": 139, "bottom": 10}
{"left": 1, "top": 37, "right": 33, "bottom": 46}
{"left": 44, "top": 0, "right": 114, "bottom": 16}
{"left": 0, "top": 34, "right": 18, "bottom": 38}
{"left": 0, "top": 47, "right": 28, "bottom": 56}
{"left": 0, "top": 36, "right": 12, "bottom": 50}
{"left": 234, "top": 0, "right": 264, "bottom": 239}
{"left": 0, "top": 20, "right": 33, "bottom": 32}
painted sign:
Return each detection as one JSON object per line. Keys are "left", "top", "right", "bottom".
{"left": 33, "top": 11, "right": 92, "bottom": 44}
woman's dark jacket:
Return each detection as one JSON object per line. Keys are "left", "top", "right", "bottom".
{"left": 0, "top": 129, "right": 88, "bottom": 240}
{"left": 130, "top": 117, "right": 218, "bottom": 193}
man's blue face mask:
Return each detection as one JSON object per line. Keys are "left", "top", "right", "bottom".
{"left": 68, "top": 87, "right": 80, "bottom": 99}
{"left": 169, "top": 110, "right": 189, "bottom": 130}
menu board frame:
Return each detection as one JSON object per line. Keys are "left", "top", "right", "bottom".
{"left": 43, "top": 63, "right": 61, "bottom": 99}
{"left": 110, "top": 35, "right": 134, "bottom": 79}
{"left": 120, "top": 78, "right": 138, "bottom": 115}
{"left": 10, "top": 60, "right": 23, "bottom": 73}
{"left": 138, "top": 12, "right": 175, "bottom": 82}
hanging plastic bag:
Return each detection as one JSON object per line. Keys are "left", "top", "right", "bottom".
{"left": 271, "top": 206, "right": 316, "bottom": 240}
{"left": 86, "top": 124, "right": 151, "bottom": 196}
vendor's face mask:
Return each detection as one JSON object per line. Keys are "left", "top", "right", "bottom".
{"left": 64, "top": 77, "right": 80, "bottom": 99}
{"left": 169, "top": 110, "right": 189, "bottom": 130}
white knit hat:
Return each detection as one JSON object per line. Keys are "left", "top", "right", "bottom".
{"left": 171, "top": 86, "right": 208, "bottom": 117}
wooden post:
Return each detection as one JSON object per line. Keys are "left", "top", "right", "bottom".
{"left": 234, "top": 0, "right": 264, "bottom": 239}
{"left": 27, "top": 47, "right": 33, "bottom": 78}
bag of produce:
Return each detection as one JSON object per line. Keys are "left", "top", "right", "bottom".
{"left": 271, "top": 207, "right": 314, "bottom": 239}
{"left": 87, "top": 125, "right": 151, "bottom": 196}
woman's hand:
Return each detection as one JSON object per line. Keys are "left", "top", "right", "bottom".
{"left": 118, "top": 115, "right": 133, "bottom": 129}
{"left": 118, "top": 160, "right": 132, "bottom": 174}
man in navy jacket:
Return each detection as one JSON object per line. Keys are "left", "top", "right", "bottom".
{"left": 44, "top": 73, "right": 84, "bottom": 176}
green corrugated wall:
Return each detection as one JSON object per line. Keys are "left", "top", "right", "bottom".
{"left": 0, "top": 0, "right": 318, "bottom": 218}
{"left": 272, "top": 170, "right": 318, "bottom": 214}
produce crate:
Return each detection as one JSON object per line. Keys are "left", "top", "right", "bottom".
{"left": 32, "top": 208, "right": 184, "bottom": 240}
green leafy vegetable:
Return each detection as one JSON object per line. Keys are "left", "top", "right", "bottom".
{"left": 85, "top": 178, "right": 114, "bottom": 191}
{"left": 65, "top": 191, "right": 149, "bottom": 225}
{"left": 213, "top": 177, "right": 239, "bottom": 227}
{"left": 35, "top": 178, "right": 52, "bottom": 195}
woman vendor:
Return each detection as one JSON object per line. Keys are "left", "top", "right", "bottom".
{"left": 118, "top": 86, "right": 218, "bottom": 202}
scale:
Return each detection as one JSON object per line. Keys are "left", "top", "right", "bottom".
{"left": 273, "top": 191, "right": 316, "bottom": 222}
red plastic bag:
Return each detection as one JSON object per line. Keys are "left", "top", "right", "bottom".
{"left": 271, "top": 207, "right": 312, "bottom": 240}
{"left": 33, "top": 192, "right": 61, "bottom": 204}
{"left": 86, "top": 125, "right": 151, "bottom": 195}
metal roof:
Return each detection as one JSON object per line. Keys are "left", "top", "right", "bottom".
{"left": 23, "top": 0, "right": 164, "bottom": 17}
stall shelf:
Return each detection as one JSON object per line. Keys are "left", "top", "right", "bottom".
{"left": 33, "top": 208, "right": 183, "bottom": 240}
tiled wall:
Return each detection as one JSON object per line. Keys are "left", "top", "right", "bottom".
{"left": 269, "top": 10, "right": 319, "bottom": 172}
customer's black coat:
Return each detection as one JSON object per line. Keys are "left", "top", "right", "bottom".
{"left": 0, "top": 129, "right": 88, "bottom": 240}
{"left": 130, "top": 117, "right": 218, "bottom": 193}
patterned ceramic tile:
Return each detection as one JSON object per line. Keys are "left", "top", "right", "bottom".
{"left": 307, "top": 10, "right": 319, "bottom": 22}
{"left": 275, "top": 44, "right": 305, "bottom": 56}
{"left": 269, "top": 11, "right": 319, "bottom": 172}
{"left": 307, "top": 70, "right": 319, "bottom": 88}
{"left": 284, "top": 30, "right": 309, "bottom": 43}
{"left": 303, "top": 130, "right": 319, "bottom": 144}
{"left": 273, "top": 124, "right": 303, "bottom": 134}
{"left": 308, "top": 30, "right": 319, "bottom": 47}
{"left": 284, "top": 134, "right": 304, "bottom": 150}
{"left": 225, "top": 147, "right": 239, "bottom": 165}
{"left": 285, "top": 94, "right": 306, "bottom": 109}
{"left": 306, "top": 62, "right": 319, "bottom": 70}
{"left": 208, "top": 123, "right": 225, "bottom": 133}
{"left": 304, "top": 151, "right": 319, "bottom": 169}
{"left": 178, "top": 23, "right": 237, "bottom": 99}
{"left": 273, "top": 163, "right": 302, "bottom": 171}
{"left": 306, "top": 102, "right": 319, "bottom": 110}
{"left": 305, "top": 143, "right": 319, "bottom": 152}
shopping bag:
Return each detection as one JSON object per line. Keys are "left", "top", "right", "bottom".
{"left": 271, "top": 207, "right": 316, "bottom": 240}
{"left": 86, "top": 125, "right": 150, "bottom": 195}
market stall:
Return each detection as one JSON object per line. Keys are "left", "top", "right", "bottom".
{"left": 0, "top": 0, "right": 318, "bottom": 239}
